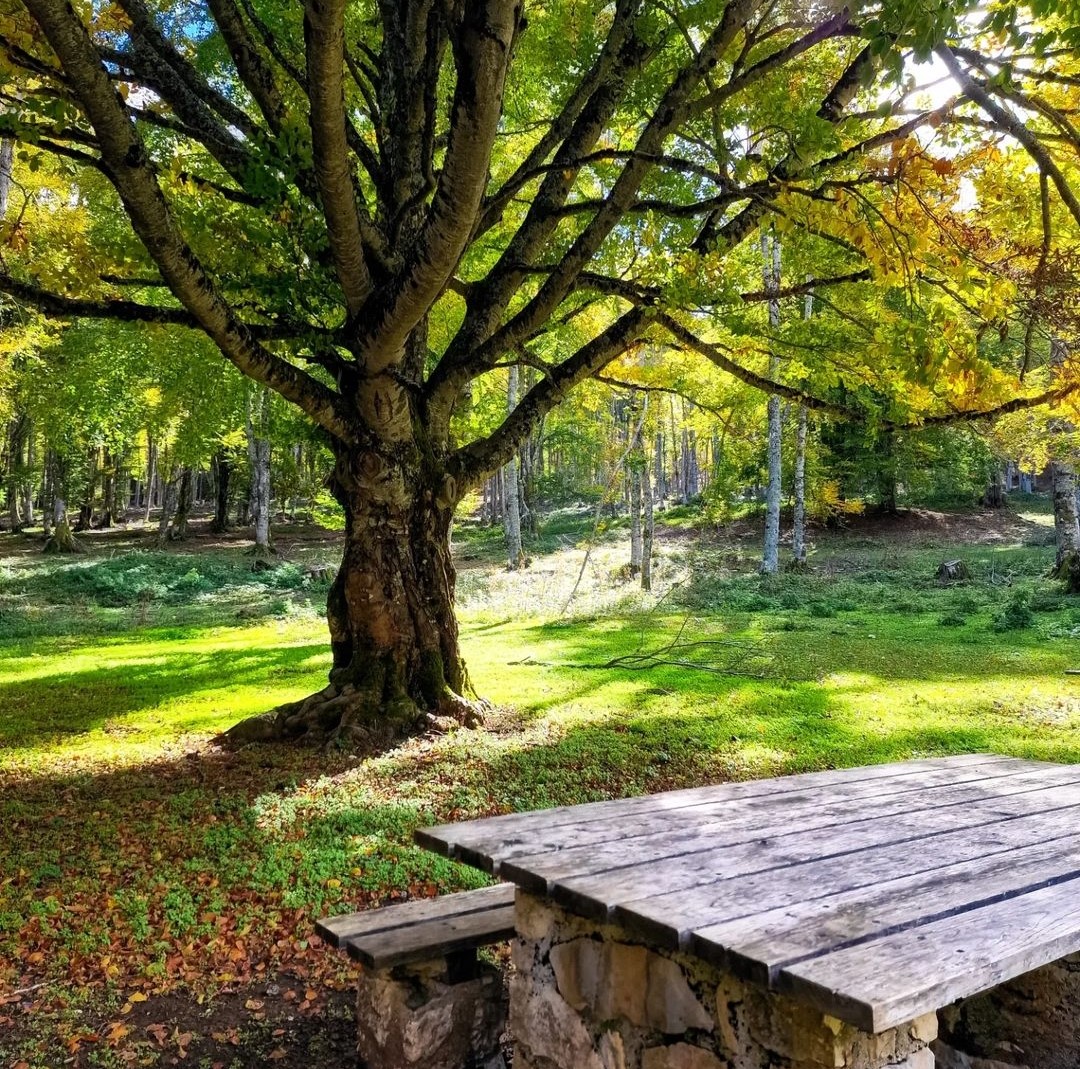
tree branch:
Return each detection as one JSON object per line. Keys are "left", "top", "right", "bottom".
{"left": 304, "top": 0, "right": 372, "bottom": 319}
{"left": 22, "top": 0, "right": 351, "bottom": 440}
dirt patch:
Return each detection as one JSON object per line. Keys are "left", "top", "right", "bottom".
{"left": 1, "top": 978, "right": 359, "bottom": 1068}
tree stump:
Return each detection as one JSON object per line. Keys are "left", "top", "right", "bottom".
{"left": 937, "top": 559, "right": 971, "bottom": 584}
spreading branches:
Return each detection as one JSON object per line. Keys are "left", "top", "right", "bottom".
{"left": 937, "top": 46, "right": 1080, "bottom": 230}
{"left": 304, "top": 0, "right": 372, "bottom": 319}
{"left": 22, "top": 0, "right": 350, "bottom": 439}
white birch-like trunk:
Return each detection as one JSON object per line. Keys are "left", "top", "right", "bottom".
{"left": 144, "top": 438, "right": 157, "bottom": 522}
{"left": 503, "top": 365, "right": 523, "bottom": 569}
{"left": 761, "top": 229, "right": 782, "bottom": 575}
{"left": 0, "top": 139, "right": 12, "bottom": 221}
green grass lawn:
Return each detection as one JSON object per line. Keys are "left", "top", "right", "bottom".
{"left": 1, "top": 504, "right": 1079, "bottom": 1064}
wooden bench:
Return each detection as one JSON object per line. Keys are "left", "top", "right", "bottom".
{"left": 316, "top": 884, "right": 515, "bottom": 1069}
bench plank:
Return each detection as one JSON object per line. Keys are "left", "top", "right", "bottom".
{"left": 316, "top": 883, "right": 515, "bottom": 947}
{"left": 341, "top": 903, "right": 517, "bottom": 970}
{"left": 777, "top": 874, "right": 1080, "bottom": 1032}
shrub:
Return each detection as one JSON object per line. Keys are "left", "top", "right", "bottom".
{"left": 992, "top": 593, "right": 1034, "bottom": 632}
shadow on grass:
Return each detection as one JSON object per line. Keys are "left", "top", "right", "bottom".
{"left": 0, "top": 640, "right": 329, "bottom": 748}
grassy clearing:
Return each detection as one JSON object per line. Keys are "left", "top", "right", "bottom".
{"left": 1, "top": 503, "right": 1079, "bottom": 1064}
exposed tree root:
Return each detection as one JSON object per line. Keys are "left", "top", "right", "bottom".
{"left": 43, "top": 519, "right": 83, "bottom": 554}
{"left": 218, "top": 683, "right": 485, "bottom": 751}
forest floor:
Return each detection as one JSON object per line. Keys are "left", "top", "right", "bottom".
{"left": 1, "top": 496, "right": 1078, "bottom": 1067}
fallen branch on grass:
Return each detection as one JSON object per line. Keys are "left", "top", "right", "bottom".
{"left": 510, "top": 636, "right": 770, "bottom": 679}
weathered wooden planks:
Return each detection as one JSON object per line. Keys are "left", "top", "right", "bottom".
{"left": 777, "top": 874, "right": 1080, "bottom": 1031}
{"left": 415, "top": 754, "right": 1015, "bottom": 862}
{"left": 496, "top": 762, "right": 1080, "bottom": 895}
{"left": 315, "top": 883, "right": 515, "bottom": 970}
{"left": 610, "top": 802, "right": 1080, "bottom": 948}
{"left": 339, "top": 904, "right": 517, "bottom": 969}
{"left": 415, "top": 755, "right": 1080, "bottom": 1032}
{"left": 425, "top": 757, "right": 1057, "bottom": 877}
{"left": 316, "top": 883, "right": 515, "bottom": 946}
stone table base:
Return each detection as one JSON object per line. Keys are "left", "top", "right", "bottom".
{"left": 510, "top": 891, "right": 936, "bottom": 1069}
{"left": 935, "top": 955, "right": 1080, "bottom": 1069}
{"left": 355, "top": 956, "right": 506, "bottom": 1069}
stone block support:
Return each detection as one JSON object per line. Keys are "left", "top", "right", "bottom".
{"left": 355, "top": 956, "right": 507, "bottom": 1069}
{"left": 510, "top": 891, "right": 937, "bottom": 1069}
{"left": 935, "top": 955, "right": 1080, "bottom": 1069}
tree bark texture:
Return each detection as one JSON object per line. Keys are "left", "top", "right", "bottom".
{"left": 761, "top": 230, "right": 782, "bottom": 575}
{"left": 503, "top": 365, "right": 524, "bottom": 569}
{"left": 1052, "top": 462, "right": 1080, "bottom": 592}
{"left": 211, "top": 451, "right": 232, "bottom": 533}
{"left": 246, "top": 388, "right": 273, "bottom": 561}
{"left": 224, "top": 442, "right": 480, "bottom": 747}
{"left": 791, "top": 404, "right": 808, "bottom": 569}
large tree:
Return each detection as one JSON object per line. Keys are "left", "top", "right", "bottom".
{"left": 1, "top": 0, "right": 1077, "bottom": 745}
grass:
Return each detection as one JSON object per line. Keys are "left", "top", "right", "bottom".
{"left": 2, "top": 501, "right": 1079, "bottom": 1064}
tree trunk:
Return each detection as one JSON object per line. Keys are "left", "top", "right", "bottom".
{"left": 503, "top": 365, "right": 524, "bottom": 569}
{"left": 1052, "top": 462, "right": 1080, "bottom": 592}
{"left": 100, "top": 448, "right": 116, "bottom": 527}
{"left": 791, "top": 405, "right": 809, "bottom": 570}
{"left": 157, "top": 466, "right": 180, "bottom": 546}
{"left": 223, "top": 447, "right": 480, "bottom": 748}
{"left": 761, "top": 230, "right": 782, "bottom": 575}
{"left": 211, "top": 451, "right": 232, "bottom": 533}
{"left": 983, "top": 469, "right": 1006, "bottom": 508}
{"left": 169, "top": 467, "right": 193, "bottom": 540}
{"left": 6, "top": 416, "right": 24, "bottom": 532}
{"left": 641, "top": 454, "right": 654, "bottom": 592}
{"left": 246, "top": 391, "right": 273, "bottom": 564}
{"left": 43, "top": 496, "right": 81, "bottom": 553}
{"left": 144, "top": 437, "right": 157, "bottom": 523}
{"left": 21, "top": 420, "right": 34, "bottom": 528}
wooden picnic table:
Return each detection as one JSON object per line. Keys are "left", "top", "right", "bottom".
{"left": 417, "top": 754, "right": 1080, "bottom": 1069}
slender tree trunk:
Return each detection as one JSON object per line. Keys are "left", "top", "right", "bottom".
{"left": 0, "top": 138, "right": 12, "bottom": 221}
{"left": 503, "top": 365, "right": 524, "bottom": 569}
{"left": 6, "top": 415, "right": 24, "bottom": 531}
{"left": 246, "top": 390, "right": 273, "bottom": 563}
{"left": 791, "top": 405, "right": 809, "bottom": 569}
{"left": 211, "top": 451, "right": 232, "bottom": 533}
{"left": 157, "top": 466, "right": 180, "bottom": 546}
{"left": 144, "top": 437, "right": 157, "bottom": 523}
{"left": 41, "top": 451, "right": 53, "bottom": 540}
{"left": 790, "top": 281, "right": 811, "bottom": 570}
{"left": 100, "top": 448, "right": 116, "bottom": 528}
{"left": 761, "top": 229, "right": 782, "bottom": 575}
{"left": 21, "top": 421, "right": 35, "bottom": 528}
{"left": 169, "top": 467, "right": 193, "bottom": 540}
{"left": 641, "top": 452, "right": 654, "bottom": 592}
{"left": 1052, "top": 462, "right": 1080, "bottom": 592}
